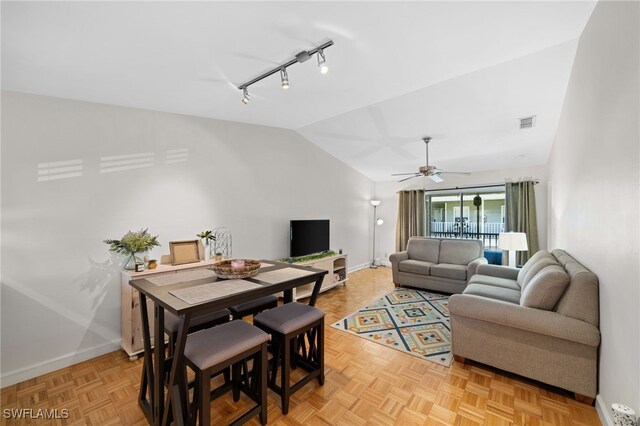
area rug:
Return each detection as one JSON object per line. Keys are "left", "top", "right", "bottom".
{"left": 331, "top": 288, "right": 452, "bottom": 367}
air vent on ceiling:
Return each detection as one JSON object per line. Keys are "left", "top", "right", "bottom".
{"left": 519, "top": 115, "right": 536, "bottom": 129}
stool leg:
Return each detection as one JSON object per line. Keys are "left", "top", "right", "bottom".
{"left": 198, "top": 369, "right": 210, "bottom": 426}
{"left": 268, "top": 335, "right": 281, "bottom": 388}
{"left": 291, "top": 336, "right": 298, "bottom": 370}
{"left": 259, "top": 342, "right": 268, "bottom": 425}
{"left": 189, "top": 372, "right": 199, "bottom": 426}
{"left": 232, "top": 362, "right": 241, "bottom": 402}
{"left": 281, "top": 333, "right": 291, "bottom": 415}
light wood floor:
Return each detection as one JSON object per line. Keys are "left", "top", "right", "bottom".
{"left": 1, "top": 267, "right": 600, "bottom": 425}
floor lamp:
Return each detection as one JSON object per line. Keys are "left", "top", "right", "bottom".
{"left": 498, "top": 232, "right": 528, "bottom": 267}
{"left": 370, "top": 200, "right": 384, "bottom": 268}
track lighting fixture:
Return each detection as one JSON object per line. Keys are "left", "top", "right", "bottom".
{"left": 317, "top": 49, "right": 328, "bottom": 74}
{"left": 237, "top": 39, "right": 333, "bottom": 103}
{"left": 280, "top": 68, "right": 289, "bottom": 90}
{"left": 241, "top": 87, "right": 250, "bottom": 104}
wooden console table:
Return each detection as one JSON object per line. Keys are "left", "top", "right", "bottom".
{"left": 291, "top": 253, "right": 348, "bottom": 300}
{"left": 120, "top": 259, "right": 218, "bottom": 360}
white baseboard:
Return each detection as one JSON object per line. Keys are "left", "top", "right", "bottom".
{"left": 596, "top": 395, "right": 614, "bottom": 426}
{"left": 348, "top": 262, "right": 370, "bottom": 272}
{"left": 1, "top": 339, "right": 120, "bottom": 388}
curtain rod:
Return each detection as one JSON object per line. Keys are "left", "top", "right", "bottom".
{"left": 397, "top": 180, "right": 539, "bottom": 194}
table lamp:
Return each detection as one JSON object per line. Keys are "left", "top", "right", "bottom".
{"left": 498, "top": 232, "right": 528, "bottom": 267}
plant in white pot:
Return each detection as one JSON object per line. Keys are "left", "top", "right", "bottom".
{"left": 196, "top": 230, "right": 216, "bottom": 260}
{"left": 104, "top": 228, "right": 160, "bottom": 270}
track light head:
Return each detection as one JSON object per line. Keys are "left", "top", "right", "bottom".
{"left": 318, "top": 49, "right": 328, "bottom": 74}
{"left": 280, "top": 68, "right": 289, "bottom": 90}
{"left": 241, "top": 87, "right": 250, "bottom": 104}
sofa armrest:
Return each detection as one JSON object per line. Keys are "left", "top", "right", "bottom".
{"left": 389, "top": 251, "right": 408, "bottom": 269}
{"left": 449, "top": 294, "right": 600, "bottom": 347}
{"left": 467, "top": 257, "right": 488, "bottom": 280}
{"left": 476, "top": 264, "right": 519, "bottom": 280}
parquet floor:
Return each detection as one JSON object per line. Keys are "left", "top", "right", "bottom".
{"left": 1, "top": 267, "right": 600, "bottom": 425}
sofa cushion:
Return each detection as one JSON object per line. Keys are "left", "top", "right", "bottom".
{"left": 463, "top": 283, "right": 521, "bottom": 304}
{"left": 398, "top": 259, "right": 434, "bottom": 275}
{"left": 407, "top": 237, "right": 440, "bottom": 263}
{"left": 439, "top": 239, "right": 482, "bottom": 265}
{"left": 516, "top": 250, "right": 554, "bottom": 286}
{"left": 521, "top": 258, "right": 560, "bottom": 291}
{"left": 430, "top": 263, "right": 467, "bottom": 281}
{"left": 520, "top": 265, "right": 570, "bottom": 310}
{"left": 468, "top": 274, "right": 520, "bottom": 291}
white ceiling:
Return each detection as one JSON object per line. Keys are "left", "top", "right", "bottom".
{"left": 2, "top": 1, "right": 596, "bottom": 181}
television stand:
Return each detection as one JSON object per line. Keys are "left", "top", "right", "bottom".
{"left": 290, "top": 253, "right": 348, "bottom": 300}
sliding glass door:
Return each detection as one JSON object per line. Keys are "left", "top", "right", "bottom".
{"left": 426, "top": 189, "right": 505, "bottom": 249}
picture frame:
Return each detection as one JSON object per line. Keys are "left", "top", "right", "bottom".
{"left": 169, "top": 240, "right": 200, "bottom": 265}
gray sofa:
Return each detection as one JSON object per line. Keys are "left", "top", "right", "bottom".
{"left": 449, "top": 249, "right": 600, "bottom": 401}
{"left": 389, "top": 237, "right": 486, "bottom": 294}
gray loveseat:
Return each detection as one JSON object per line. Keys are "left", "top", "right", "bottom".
{"left": 449, "top": 249, "right": 600, "bottom": 402}
{"left": 389, "top": 237, "right": 486, "bottom": 294}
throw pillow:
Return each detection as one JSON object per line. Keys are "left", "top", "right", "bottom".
{"left": 516, "top": 250, "right": 553, "bottom": 286}
{"left": 520, "top": 265, "right": 570, "bottom": 310}
{"left": 521, "top": 258, "right": 560, "bottom": 291}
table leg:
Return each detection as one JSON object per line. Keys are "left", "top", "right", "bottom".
{"left": 153, "top": 305, "right": 165, "bottom": 426}
{"left": 138, "top": 293, "right": 154, "bottom": 424}
{"left": 161, "top": 312, "right": 191, "bottom": 426}
{"left": 283, "top": 289, "right": 294, "bottom": 304}
{"left": 308, "top": 275, "right": 324, "bottom": 307}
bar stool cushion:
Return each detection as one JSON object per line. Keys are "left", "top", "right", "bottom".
{"left": 185, "top": 320, "right": 269, "bottom": 370}
{"left": 254, "top": 302, "right": 324, "bottom": 334}
{"left": 165, "top": 308, "right": 230, "bottom": 333}
{"left": 230, "top": 295, "right": 278, "bottom": 315}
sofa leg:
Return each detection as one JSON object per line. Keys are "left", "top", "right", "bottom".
{"left": 453, "top": 355, "right": 466, "bottom": 364}
{"left": 574, "top": 393, "right": 594, "bottom": 406}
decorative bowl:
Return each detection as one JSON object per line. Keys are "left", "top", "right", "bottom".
{"left": 211, "top": 259, "right": 261, "bottom": 279}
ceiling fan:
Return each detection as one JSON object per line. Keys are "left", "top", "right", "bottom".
{"left": 392, "top": 137, "right": 471, "bottom": 183}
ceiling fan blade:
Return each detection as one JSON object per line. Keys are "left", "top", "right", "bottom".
{"left": 429, "top": 174, "right": 444, "bottom": 183}
{"left": 391, "top": 172, "right": 420, "bottom": 176}
{"left": 398, "top": 174, "right": 420, "bottom": 182}
{"left": 439, "top": 171, "right": 471, "bottom": 175}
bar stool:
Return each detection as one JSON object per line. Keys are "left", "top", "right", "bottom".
{"left": 229, "top": 295, "right": 278, "bottom": 320}
{"left": 253, "top": 302, "right": 325, "bottom": 414}
{"left": 184, "top": 320, "right": 268, "bottom": 426}
{"left": 165, "top": 309, "right": 230, "bottom": 356}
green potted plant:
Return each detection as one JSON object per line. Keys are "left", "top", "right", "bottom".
{"left": 104, "top": 228, "right": 160, "bottom": 270}
{"left": 197, "top": 230, "right": 216, "bottom": 260}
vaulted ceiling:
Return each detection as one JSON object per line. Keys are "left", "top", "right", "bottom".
{"left": 1, "top": 1, "right": 596, "bottom": 181}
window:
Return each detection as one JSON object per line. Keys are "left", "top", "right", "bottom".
{"left": 426, "top": 189, "right": 505, "bottom": 249}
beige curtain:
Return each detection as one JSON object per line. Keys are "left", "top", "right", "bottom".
{"left": 395, "top": 190, "right": 426, "bottom": 251}
{"left": 505, "top": 181, "right": 539, "bottom": 265}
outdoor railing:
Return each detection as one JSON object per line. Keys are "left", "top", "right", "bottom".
{"left": 429, "top": 221, "right": 504, "bottom": 249}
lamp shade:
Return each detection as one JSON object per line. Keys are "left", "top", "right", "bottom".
{"left": 498, "top": 232, "right": 528, "bottom": 251}
{"left": 370, "top": 200, "right": 381, "bottom": 206}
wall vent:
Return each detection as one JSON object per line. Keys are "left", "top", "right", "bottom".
{"left": 519, "top": 115, "right": 536, "bottom": 129}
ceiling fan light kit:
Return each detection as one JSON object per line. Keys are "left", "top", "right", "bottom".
{"left": 392, "top": 136, "right": 471, "bottom": 183}
{"left": 238, "top": 40, "right": 333, "bottom": 104}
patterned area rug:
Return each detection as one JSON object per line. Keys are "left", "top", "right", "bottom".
{"left": 331, "top": 288, "right": 452, "bottom": 367}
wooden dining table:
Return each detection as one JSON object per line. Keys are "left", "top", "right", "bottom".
{"left": 129, "top": 260, "right": 327, "bottom": 426}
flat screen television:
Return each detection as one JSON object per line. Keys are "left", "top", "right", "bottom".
{"left": 290, "top": 220, "right": 330, "bottom": 257}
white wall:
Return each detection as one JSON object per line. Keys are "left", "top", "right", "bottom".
{"left": 0, "top": 91, "right": 374, "bottom": 385}
{"left": 547, "top": 1, "right": 639, "bottom": 422}
{"left": 374, "top": 164, "right": 548, "bottom": 263}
